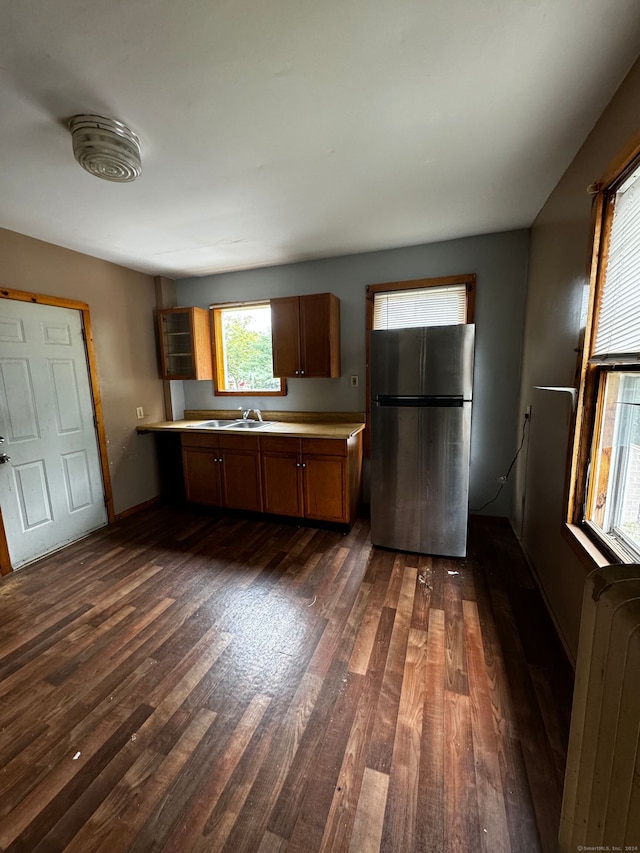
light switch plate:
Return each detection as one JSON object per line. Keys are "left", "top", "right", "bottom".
{"left": 136, "top": 407, "right": 144, "bottom": 419}
{"left": 350, "top": 375, "right": 359, "bottom": 387}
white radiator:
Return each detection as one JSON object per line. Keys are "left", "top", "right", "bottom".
{"left": 559, "top": 564, "right": 640, "bottom": 851}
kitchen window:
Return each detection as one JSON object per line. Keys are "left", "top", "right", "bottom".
{"left": 210, "top": 302, "right": 286, "bottom": 396}
{"left": 371, "top": 279, "right": 472, "bottom": 330}
{"left": 366, "top": 272, "right": 475, "bottom": 344}
{"left": 570, "top": 154, "right": 640, "bottom": 562}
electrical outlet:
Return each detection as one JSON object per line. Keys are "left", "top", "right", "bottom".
{"left": 136, "top": 407, "right": 144, "bottom": 419}
{"left": 350, "top": 375, "right": 359, "bottom": 387}
{"left": 525, "top": 404, "right": 532, "bottom": 420}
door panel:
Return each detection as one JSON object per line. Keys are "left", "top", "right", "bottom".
{"left": 371, "top": 403, "right": 471, "bottom": 556}
{"left": 50, "top": 360, "right": 83, "bottom": 433}
{"left": 370, "top": 325, "right": 475, "bottom": 400}
{"left": 0, "top": 300, "right": 107, "bottom": 568}
{"left": 183, "top": 448, "right": 221, "bottom": 505}
{"left": 303, "top": 455, "right": 346, "bottom": 522}
{"left": 262, "top": 452, "right": 303, "bottom": 516}
{"left": 271, "top": 297, "right": 300, "bottom": 378}
{"left": 0, "top": 359, "right": 39, "bottom": 440}
{"left": 299, "top": 293, "right": 331, "bottom": 377}
{"left": 14, "top": 460, "right": 53, "bottom": 528}
{"left": 62, "top": 450, "right": 93, "bottom": 511}
{"left": 221, "top": 450, "right": 262, "bottom": 511}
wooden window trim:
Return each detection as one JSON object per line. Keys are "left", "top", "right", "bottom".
{"left": 565, "top": 134, "right": 640, "bottom": 567}
{"left": 210, "top": 301, "right": 287, "bottom": 397}
{"left": 0, "top": 286, "right": 114, "bottom": 574}
{"left": 364, "top": 273, "right": 476, "bottom": 456}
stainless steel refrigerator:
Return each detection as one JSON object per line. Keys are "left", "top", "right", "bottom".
{"left": 370, "top": 324, "right": 474, "bottom": 557}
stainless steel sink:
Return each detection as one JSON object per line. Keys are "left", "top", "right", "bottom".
{"left": 186, "top": 419, "right": 240, "bottom": 428}
{"left": 222, "top": 420, "right": 272, "bottom": 429}
{"left": 186, "top": 419, "right": 273, "bottom": 430}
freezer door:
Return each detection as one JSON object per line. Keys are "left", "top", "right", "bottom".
{"left": 370, "top": 402, "right": 471, "bottom": 557}
{"left": 370, "top": 324, "right": 474, "bottom": 400}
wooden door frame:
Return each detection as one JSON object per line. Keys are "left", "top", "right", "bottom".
{"left": 0, "top": 287, "right": 115, "bottom": 574}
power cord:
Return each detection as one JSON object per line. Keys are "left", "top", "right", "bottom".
{"left": 471, "top": 411, "right": 530, "bottom": 512}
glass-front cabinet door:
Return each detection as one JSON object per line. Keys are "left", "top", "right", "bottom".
{"left": 157, "top": 307, "right": 213, "bottom": 380}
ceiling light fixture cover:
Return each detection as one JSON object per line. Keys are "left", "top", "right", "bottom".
{"left": 69, "top": 114, "right": 142, "bottom": 183}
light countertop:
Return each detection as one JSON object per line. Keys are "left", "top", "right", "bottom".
{"left": 137, "top": 419, "right": 365, "bottom": 440}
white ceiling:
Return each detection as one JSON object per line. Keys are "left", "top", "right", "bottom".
{"left": 1, "top": 0, "right": 639, "bottom": 279}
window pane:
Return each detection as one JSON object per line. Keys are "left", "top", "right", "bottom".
{"left": 588, "top": 372, "right": 640, "bottom": 559}
{"left": 219, "top": 305, "right": 280, "bottom": 392}
{"left": 373, "top": 285, "right": 466, "bottom": 330}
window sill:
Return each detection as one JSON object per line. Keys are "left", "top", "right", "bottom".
{"left": 563, "top": 522, "right": 614, "bottom": 572}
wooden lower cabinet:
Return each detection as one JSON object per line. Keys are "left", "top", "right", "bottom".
{"left": 182, "top": 430, "right": 362, "bottom": 526}
{"left": 302, "top": 455, "right": 346, "bottom": 522}
{"left": 262, "top": 435, "right": 362, "bottom": 525}
{"left": 182, "top": 436, "right": 222, "bottom": 506}
{"left": 220, "top": 442, "right": 263, "bottom": 512}
{"left": 182, "top": 433, "right": 262, "bottom": 512}
{"left": 262, "top": 451, "right": 304, "bottom": 517}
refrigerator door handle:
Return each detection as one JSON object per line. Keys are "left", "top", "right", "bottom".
{"left": 375, "top": 394, "right": 464, "bottom": 407}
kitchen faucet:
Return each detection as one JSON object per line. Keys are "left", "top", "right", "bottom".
{"left": 237, "top": 407, "right": 262, "bottom": 421}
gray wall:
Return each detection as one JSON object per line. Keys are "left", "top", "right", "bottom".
{"left": 176, "top": 229, "right": 530, "bottom": 516}
{"left": 514, "top": 56, "right": 640, "bottom": 661}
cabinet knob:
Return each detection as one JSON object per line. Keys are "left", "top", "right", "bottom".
{"left": 302, "top": 462, "right": 306, "bottom": 468}
{"left": 295, "top": 370, "right": 299, "bottom": 375}
{"left": 300, "top": 370, "right": 305, "bottom": 375}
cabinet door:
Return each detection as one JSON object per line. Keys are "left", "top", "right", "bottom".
{"left": 303, "top": 455, "right": 347, "bottom": 522}
{"left": 262, "top": 452, "right": 303, "bottom": 516}
{"left": 159, "top": 309, "right": 195, "bottom": 379}
{"left": 271, "top": 297, "right": 301, "bottom": 377}
{"left": 158, "top": 308, "right": 213, "bottom": 380}
{"left": 182, "top": 448, "right": 222, "bottom": 505}
{"left": 299, "top": 293, "right": 340, "bottom": 378}
{"left": 221, "top": 449, "right": 263, "bottom": 511}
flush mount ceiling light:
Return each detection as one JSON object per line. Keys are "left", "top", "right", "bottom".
{"left": 68, "top": 114, "right": 142, "bottom": 183}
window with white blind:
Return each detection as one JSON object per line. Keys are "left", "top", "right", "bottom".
{"left": 591, "top": 167, "right": 640, "bottom": 360}
{"left": 367, "top": 273, "right": 475, "bottom": 334}
{"left": 573, "top": 157, "right": 640, "bottom": 562}
{"left": 372, "top": 284, "right": 467, "bottom": 330}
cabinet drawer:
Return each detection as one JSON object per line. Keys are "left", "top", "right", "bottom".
{"left": 219, "top": 434, "right": 260, "bottom": 451}
{"left": 260, "top": 436, "right": 301, "bottom": 454}
{"left": 181, "top": 433, "right": 219, "bottom": 449}
{"left": 302, "top": 438, "right": 347, "bottom": 457}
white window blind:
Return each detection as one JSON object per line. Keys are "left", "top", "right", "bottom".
{"left": 373, "top": 285, "right": 467, "bottom": 330}
{"left": 592, "top": 165, "right": 640, "bottom": 359}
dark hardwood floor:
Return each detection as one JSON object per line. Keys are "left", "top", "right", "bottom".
{"left": 0, "top": 506, "right": 572, "bottom": 852}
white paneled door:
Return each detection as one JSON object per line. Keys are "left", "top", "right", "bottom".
{"left": 0, "top": 300, "right": 107, "bottom": 568}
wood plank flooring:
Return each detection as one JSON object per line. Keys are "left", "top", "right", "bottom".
{"left": 0, "top": 507, "right": 572, "bottom": 852}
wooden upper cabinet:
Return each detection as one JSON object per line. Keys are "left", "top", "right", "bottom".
{"left": 270, "top": 297, "right": 300, "bottom": 378}
{"left": 271, "top": 293, "right": 340, "bottom": 378}
{"left": 157, "top": 307, "right": 213, "bottom": 380}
